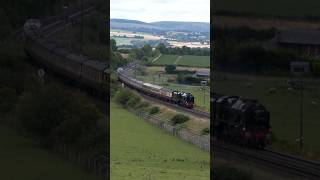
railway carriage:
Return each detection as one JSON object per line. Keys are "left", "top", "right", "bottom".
{"left": 23, "top": 18, "right": 108, "bottom": 97}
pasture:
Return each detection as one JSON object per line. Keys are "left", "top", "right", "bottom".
{"left": 213, "top": 72, "right": 320, "bottom": 158}
{"left": 110, "top": 102, "right": 210, "bottom": 180}
{"left": 0, "top": 125, "right": 101, "bottom": 180}
{"left": 215, "top": 0, "right": 320, "bottom": 18}
{"left": 152, "top": 55, "right": 210, "bottom": 68}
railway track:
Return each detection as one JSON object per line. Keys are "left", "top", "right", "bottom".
{"left": 213, "top": 140, "right": 320, "bottom": 180}
{"left": 121, "top": 64, "right": 210, "bottom": 119}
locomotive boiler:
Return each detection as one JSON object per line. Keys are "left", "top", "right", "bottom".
{"left": 212, "top": 93, "right": 271, "bottom": 148}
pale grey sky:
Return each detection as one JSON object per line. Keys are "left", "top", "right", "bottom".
{"left": 110, "top": 0, "right": 210, "bottom": 23}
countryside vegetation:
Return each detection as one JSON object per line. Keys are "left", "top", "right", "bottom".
{"left": 0, "top": 0, "right": 107, "bottom": 178}
{"left": 110, "top": 38, "right": 210, "bottom": 179}
{"left": 213, "top": 0, "right": 320, "bottom": 160}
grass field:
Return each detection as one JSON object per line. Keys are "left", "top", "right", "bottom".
{"left": 153, "top": 55, "right": 210, "bottom": 68}
{"left": 110, "top": 102, "right": 210, "bottom": 180}
{"left": 111, "top": 37, "right": 142, "bottom": 46}
{"left": 153, "top": 55, "right": 179, "bottom": 65}
{"left": 215, "top": 0, "right": 320, "bottom": 17}
{"left": 214, "top": 72, "right": 320, "bottom": 157}
{"left": 0, "top": 125, "right": 102, "bottom": 180}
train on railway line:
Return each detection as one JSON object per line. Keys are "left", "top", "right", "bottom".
{"left": 212, "top": 92, "right": 271, "bottom": 148}
{"left": 23, "top": 19, "right": 108, "bottom": 97}
{"left": 117, "top": 67, "right": 195, "bottom": 108}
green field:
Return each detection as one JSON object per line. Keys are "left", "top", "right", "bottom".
{"left": 110, "top": 102, "right": 210, "bottom": 180}
{"left": 111, "top": 37, "right": 137, "bottom": 46}
{"left": 153, "top": 55, "right": 179, "bottom": 65}
{"left": 214, "top": 73, "right": 320, "bottom": 157}
{"left": 153, "top": 55, "right": 210, "bottom": 68}
{"left": 215, "top": 0, "right": 320, "bottom": 17}
{"left": 0, "top": 125, "right": 101, "bottom": 180}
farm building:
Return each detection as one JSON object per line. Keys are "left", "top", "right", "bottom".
{"left": 195, "top": 69, "right": 210, "bottom": 80}
{"left": 276, "top": 30, "right": 320, "bottom": 57}
{"left": 290, "top": 61, "right": 310, "bottom": 74}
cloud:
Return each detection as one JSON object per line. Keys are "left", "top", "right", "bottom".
{"left": 110, "top": 0, "right": 210, "bottom": 23}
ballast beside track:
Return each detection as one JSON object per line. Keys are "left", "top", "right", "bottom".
{"left": 213, "top": 140, "right": 320, "bottom": 180}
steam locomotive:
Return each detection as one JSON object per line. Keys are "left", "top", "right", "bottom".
{"left": 117, "top": 67, "right": 195, "bottom": 108}
{"left": 212, "top": 93, "right": 271, "bottom": 148}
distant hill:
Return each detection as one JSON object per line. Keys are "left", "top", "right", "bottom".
{"left": 111, "top": 19, "right": 148, "bottom": 25}
{"left": 110, "top": 19, "right": 209, "bottom": 33}
{"left": 150, "top": 21, "right": 209, "bottom": 33}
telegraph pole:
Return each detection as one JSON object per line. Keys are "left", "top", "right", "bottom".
{"left": 299, "top": 80, "right": 304, "bottom": 149}
{"left": 203, "top": 87, "right": 205, "bottom": 107}
{"left": 80, "top": 0, "right": 84, "bottom": 53}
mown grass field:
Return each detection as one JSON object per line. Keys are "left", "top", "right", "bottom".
{"left": 153, "top": 55, "right": 210, "bottom": 68}
{"left": 215, "top": 0, "right": 320, "bottom": 17}
{"left": 153, "top": 55, "right": 179, "bottom": 65}
{"left": 0, "top": 125, "right": 102, "bottom": 180}
{"left": 110, "top": 102, "right": 210, "bottom": 180}
{"left": 111, "top": 37, "right": 135, "bottom": 46}
{"left": 214, "top": 72, "right": 320, "bottom": 157}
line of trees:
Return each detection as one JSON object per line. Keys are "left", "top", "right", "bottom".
{"left": 0, "top": 42, "right": 107, "bottom": 155}
{"left": 157, "top": 43, "right": 210, "bottom": 56}
{"left": 213, "top": 26, "right": 314, "bottom": 74}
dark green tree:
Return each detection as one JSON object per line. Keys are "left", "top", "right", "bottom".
{"left": 142, "top": 44, "right": 152, "bottom": 57}
{"left": 165, "top": 65, "right": 176, "bottom": 74}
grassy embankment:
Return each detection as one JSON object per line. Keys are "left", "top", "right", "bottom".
{"left": 0, "top": 125, "right": 102, "bottom": 180}
{"left": 110, "top": 102, "right": 209, "bottom": 180}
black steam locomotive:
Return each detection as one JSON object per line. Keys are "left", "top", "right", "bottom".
{"left": 212, "top": 93, "right": 271, "bottom": 148}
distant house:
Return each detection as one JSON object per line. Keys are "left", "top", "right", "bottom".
{"left": 290, "top": 61, "right": 310, "bottom": 74}
{"left": 276, "top": 30, "right": 320, "bottom": 56}
{"left": 194, "top": 69, "right": 210, "bottom": 80}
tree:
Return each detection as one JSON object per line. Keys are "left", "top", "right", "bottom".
{"left": 142, "top": 44, "right": 152, "bottom": 57}
{"left": 110, "top": 39, "right": 117, "bottom": 51}
{"left": 128, "top": 48, "right": 144, "bottom": 60}
{"left": 157, "top": 43, "right": 167, "bottom": 54}
{"left": 142, "top": 56, "right": 149, "bottom": 62}
{"left": 165, "top": 65, "right": 176, "bottom": 74}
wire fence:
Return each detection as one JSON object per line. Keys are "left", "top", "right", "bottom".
{"left": 134, "top": 110, "right": 210, "bottom": 152}
{"left": 53, "top": 144, "right": 108, "bottom": 178}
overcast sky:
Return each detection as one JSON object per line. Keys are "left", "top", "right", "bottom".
{"left": 110, "top": 0, "right": 210, "bottom": 23}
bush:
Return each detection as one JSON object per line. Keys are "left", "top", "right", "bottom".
{"left": 126, "top": 94, "right": 141, "bottom": 108}
{"left": 136, "top": 101, "right": 150, "bottom": 109}
{"left": 16, "top": 85, "right": 103, "bottom": 147}
{"left": 149, "top": 106, "right": 160, "bottom": 115}
{"left": 114, "top": 89, "right": 131, "bottom": 107}
{"left": 165, "top": 65, "right": 176, "bottom": 74}
{"left": 170, "top": 114, "right": 189, "bottom": 125}
{"left": 114, "top": 89, "right": 143, "bottom": 108}
{"left": 201, "top": 128, "right": 210, "bottom": 135}
{"left": 0, "top": 87, "right": 18, "bottom": 114}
